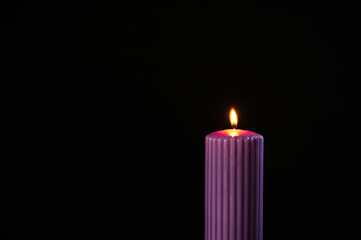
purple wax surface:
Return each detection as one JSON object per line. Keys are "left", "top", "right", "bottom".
{"left": 205, "top": 129, "right": 264, "bottom": 240}
{"left": 208, "top": 129, "right": 262, "bottom": 138}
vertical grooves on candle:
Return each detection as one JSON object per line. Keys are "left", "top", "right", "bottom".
{"left": 226, "top": 139, "right": 232, "bottom": 240}
{"left": 206, "top": 134, "right": 263, "bottom": 240}
{"left": 250, "top": 137, "right": 256, "bottom": 240}
{"left": 222, "top": 139, "right": 229, "bottom": 240}
{"left": 243, "top": 138, "right": 249, "bottom": 240}
{"left": 255, "top": 137, "right": 260, "bottom": 240}
{"left": 236, "top": 138, "right": 243, "bottom": 240}
{"left": 235, "top": 138, "right": 239, "bottom": 240}
{"left": 217, "top": 139, "right": 222, "bottom": 240}
{"left": 212, "top": 137, "right": 217, "bottom": 240}
{"left": 229, "top": 138, "right": 236, "bottom": 240}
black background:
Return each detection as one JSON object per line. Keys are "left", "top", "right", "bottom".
{"left": 1, "top": 1, "right": 360, "bottom": 240}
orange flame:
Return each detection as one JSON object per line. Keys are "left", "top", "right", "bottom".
{"left": 230, "top": 108, "right": 238, "bottom": 129}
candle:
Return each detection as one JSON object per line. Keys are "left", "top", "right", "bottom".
{"left": 205, "top": 108, "right": 264, "bottom": 240}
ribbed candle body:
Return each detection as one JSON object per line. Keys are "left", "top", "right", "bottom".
{"left": 205, "top": 130, "right": 263, "bottom": 240}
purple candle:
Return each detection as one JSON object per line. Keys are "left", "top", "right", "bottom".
{"left": 205, "top": 108, "right": 264, "bottom": 240}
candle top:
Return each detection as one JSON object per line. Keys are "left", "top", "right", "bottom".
{"left": 206, "top": 129, "right": 263, "bottom": 139}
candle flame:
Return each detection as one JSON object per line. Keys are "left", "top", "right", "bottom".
{"left": 230, "top": 108, "right": 238, "bottom": 129}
